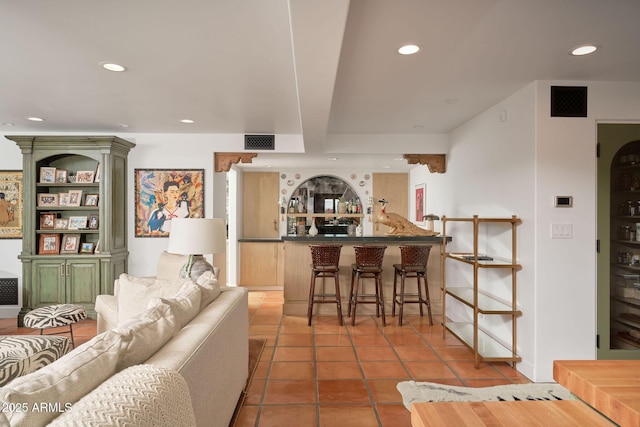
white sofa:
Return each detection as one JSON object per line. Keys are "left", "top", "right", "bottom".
{"left": 0, "top": 252, "right": 249, "bottom": 427}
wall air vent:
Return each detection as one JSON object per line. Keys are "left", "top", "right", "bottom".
{"left": 550, "top": 86, "right": 588, "bottom": 117}
{"left": 245, "top": 135, "right": 275, "bottom": 150}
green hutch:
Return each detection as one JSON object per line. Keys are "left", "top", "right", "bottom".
{"left": 7, "top": 135, "right": 135, "bottom": 324}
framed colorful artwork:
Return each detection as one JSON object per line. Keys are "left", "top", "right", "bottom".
{"left": 68, "top": 216, "right": 88, "bottom": 230}
{"left": 88, "top": 214, "right": 99, "bottom": 229}
{"left": 414, "top": 183, "right": 425, "bottom": 224}
{"left": 134, "top": 168, "right": 204, "bottom": 237}
{"left": 39, "top": 167, "right": 56, "bottom": 183}
{"left": 40, "top": 212, "right": 56, "bottom": 230}
{"left": 39, "top": 234, "right": 60, "bottom": 255}
{"left": 0, "top": 170, "right": 23, "bottom": 239}
{"left": 84, "top": 194, "right": 99, "bottom": 206}
{"left": 75, "top": 170, "right": 95, "bottom": 184}
{"left": 67, "top": 190, "right": 83, "bottom": 207}
{"left": 60, "top": 234, "right": 81, "bottom": 254}
{"left": 80, "top": 242, "right": 95, "bottom": 254}
{"left": 37, "top": 193, "right": 58, "bottom": 207}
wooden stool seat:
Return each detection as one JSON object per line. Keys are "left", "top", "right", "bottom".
{"left": 348, "top": 245, "right": 387, "bottom": 326}
{"left": 308, "top": 244, "right": 343, "bottom": 326}
{"left": 392, "top": 245, "right": 433, "bottom": 326}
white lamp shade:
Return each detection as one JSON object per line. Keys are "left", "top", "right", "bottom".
{"left": 167, "top": 218, "right": 226, "bottom": 255}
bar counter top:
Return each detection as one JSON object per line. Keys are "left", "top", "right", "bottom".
{"left": 240, "top": 235, "right": 449, "bottom": 243}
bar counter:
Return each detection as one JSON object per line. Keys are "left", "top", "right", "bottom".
{"left": 281, "top": 235, "right": 447, "bottom": 318}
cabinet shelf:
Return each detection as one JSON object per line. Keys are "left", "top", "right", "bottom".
{"left": 445, "top": 322, "right": 522, "bottom": 362}
{"left": 287, "top": 213, "right": 363, "bottom": 218}
{"left": 442, "top": 215, "right": 521, "bottom": 368}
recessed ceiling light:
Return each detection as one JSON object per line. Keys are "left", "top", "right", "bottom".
{"left": 328, "top": 157, "right": 339, "bottom": 161}
{"left": 398, "top": 44, "right": 420, "bottom": 55}
{"left": 100, "top": 62, "right": 128, "bottom": 72}
{"left": 2, "top": 122, "right": 15, "bottom": 126}
{"left": 571, "top": 45, "right": 597, "bottom": 56}
{"left": 180, "top": 119, "right": 195, "bottom": 124}
{"left": 26, "top": 116, "right": 44, "bottom": 122}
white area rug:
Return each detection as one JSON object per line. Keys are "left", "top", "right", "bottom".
{"left": 397, "top": 381, "right": 573, "bottom": 411}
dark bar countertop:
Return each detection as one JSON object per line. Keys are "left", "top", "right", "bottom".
{"left": 239, "top": 235, "right": 450, "bottom": 243}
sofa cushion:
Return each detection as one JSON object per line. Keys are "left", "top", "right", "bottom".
{"left": 0, "top": 330, "right": 123, "bottom": 426}
{"left": 195, "top": 271, "right": 222, "bottom": 310}
{"left": 149, "top": 281, "right": 202, "bottom": 330}
{"left": 116, "top": 273, "right": 189, "bottom": 325}
{"left": 48, "top": 364, "right": 196, "bottom": 427}
{"left": 114, "top": 302, "right": 177, "bottom": 371}
{"left": 156, "top": 251, "right": 189, "bottom": 280}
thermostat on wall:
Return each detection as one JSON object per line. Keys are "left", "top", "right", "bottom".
{"left": 555, "top": 196, "right": 573, "bottom": 207}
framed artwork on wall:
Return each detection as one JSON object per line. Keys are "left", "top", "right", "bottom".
{"left": 134, "top": 168, "right": 204, "bottom": 237}
{"left": 415, "top": 183, "right": 425, "bottom": 224}
{"left": 0, "top": 170, "right": 23, "bottom": 239}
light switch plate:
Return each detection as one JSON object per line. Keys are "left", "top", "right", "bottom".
{"left": 551, "top": 223, "right": 572, "bottom": 239}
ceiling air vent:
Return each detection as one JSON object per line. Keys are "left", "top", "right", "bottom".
{"left": 245, "top": 134, "right": 275, "bottom": 150}
{"left": 550, "top": 86, "right": 587, "bottom": 117}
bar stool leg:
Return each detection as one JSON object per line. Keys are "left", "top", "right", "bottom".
{"left": 348, "top": 269, "right": 356, "bottom": 317}
{"left": 424, "top": 274, "right": 433, "bottom": 325}
{"left": 334, "top": 274, "right": 343, "bottom": 326}
{"left": 416, "top": 273, "right": 424, "bottom": 317}
{"left": 392, "top": 269, "right": 399, "bottom": 317}
{"left": 307, "top": 272, "right": 316, "bottom": 326}
{"left": 398, "top": 272, "right": 406, "bottom": 326}
{"left": 350, "top": 271, "right": 360, "bottom": 326}
{"left": 377, "top": 274, "right": 386, "bottom": 326}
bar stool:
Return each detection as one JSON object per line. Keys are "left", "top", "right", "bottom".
{"left": 392, "top": 245, "right": 433, "bottom": 326}
{"left": 348, "top": 245, "right": 387, "bottom": 326}
{"left": 308, "top": 244, "right": 343, "bottom": 326}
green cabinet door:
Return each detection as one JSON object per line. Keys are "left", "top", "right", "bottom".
{"left": 66, "top": 259, "right": 100, "bottom": 315}
{"left": 31, "top": 259, "right": 65, "bottom": 308}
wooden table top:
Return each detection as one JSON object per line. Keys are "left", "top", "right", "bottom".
{"left": 554, "top": 359, "right": 640, "bottom": 427}
{"left": 411, "top": 400, "right": 612, "bottom": 426}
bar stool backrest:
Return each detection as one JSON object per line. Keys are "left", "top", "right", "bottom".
{"left": 400, "top": 245, "right": 432, "bottom": 267}
{"left": 354, "top": 245, "right": 387, "bottom": 268}
{"left": 310, "top": 244, "right": 342, "bottom": 267}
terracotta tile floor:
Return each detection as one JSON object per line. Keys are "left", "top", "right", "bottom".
{"left": 0, "top": 290, "right": 530, "bottom": 427}
{"left": 236, "top": 290, "right": 530, "bottom": 427}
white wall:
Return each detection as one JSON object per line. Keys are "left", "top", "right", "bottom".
{"left": 412, "top": 80, "right": 640, "bottom": 382}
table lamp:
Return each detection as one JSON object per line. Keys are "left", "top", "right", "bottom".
{"left": 167, "top": 218, "right": 226, "bottom": 280}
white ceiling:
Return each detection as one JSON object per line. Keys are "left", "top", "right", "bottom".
{"left": 2, "top": 0, "right": 640, "bottom": 170}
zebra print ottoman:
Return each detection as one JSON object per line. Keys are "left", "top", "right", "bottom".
{"left": 0, "top": 335, "right": 70, "bottom": 386}
{"left": 23, "top": 304, "right": 87, "bottom": 348}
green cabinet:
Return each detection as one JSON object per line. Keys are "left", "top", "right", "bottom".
{"left": 7, "top": 135, "right": 135, "bottom": 324}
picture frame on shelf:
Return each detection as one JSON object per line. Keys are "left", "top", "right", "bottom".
{"left": 39, "top": 234, "right": 60, "bottom": 255}
{"left": 39, "top": 167, "right": 56, "bottom": 184}
{"left": 94, "top": 163, "right": 100, "bottom": 183}
{"left": 68, "top": 216, "right": 87, "bottom": 230}
{"left": 67, "top": 190, "right": 83, "bottom": 207}
{"left": 414, "top": 183, "right": 425, "bottom": 224}
{"left": 54, "top": 218, "right": 69, "bottom": 230}
{"left": 94, "top": 239, "right": 100, "bottom": 254}
{"left": 55, "top": 169, "right": 68, "bottom": 183}
{"left": 75, "top": 171, "right": 95, "bottom": 184}
{"left": 58, "top": 192, "right": 70, "bottom": 207}
{"left": 37, "top": 193, "right": 58, "bottom": 207}
{"left": 40, "top": 212, "right": 56, "bottom": 230}
{"left": 134, "top": 168, "right": 205, "bottom": 237}
{"left": 88, "top": 214, "right": 99, "bottom": 229}
{"left": 60, "top": 234, "right": 80, "bottom": 254}
{"left": 80, "top": 242, "right": 95, "bottom": 254}
{"left": 0, "top": 170, "right": 23, "bottom": 239}
{"left": 84, "top": 194, "right": 99, "bottom": 206}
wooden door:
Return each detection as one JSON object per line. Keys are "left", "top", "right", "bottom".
{"left": 67, "top": 259, "right": 100, "bottom": 315}
{"left": 242, "top": 172, "right": 279, "bottom": 238}
{"left": 372, "top": 173, "right": 408, "bottom": 236}
{"left": 239, "top": 242, "right": 282, "bottom": 286}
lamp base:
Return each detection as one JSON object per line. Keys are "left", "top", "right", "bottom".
{"left": 179, "top": 255, "right": 214, "bottom": 280}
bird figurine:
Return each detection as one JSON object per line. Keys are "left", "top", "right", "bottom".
{"left": 377, "top": 199, "right": 439, "bottom": 236}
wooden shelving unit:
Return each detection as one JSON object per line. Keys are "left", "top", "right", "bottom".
{"left": 441, "top": 215, "right": 522, "bottom": 368}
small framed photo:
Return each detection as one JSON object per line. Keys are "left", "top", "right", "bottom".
{"left": 88, "top": 214, "right": 99, "bottom": 229}
{"left": 39, "top": 234, "right": 60, "bottom": 255}
{"left": 40, "top": 212, "right": 56, "bottom": 230}
{"left": 55, "top": 169, "right": 68, "bottom": 183}
{"left": 54, "top": 218, "right": 69, "bottom": 230}
{"left": 80, "top": 242, "right": 95, "bottom": 254}
{"left": 67, "top": 190, "right": 83, "bottom": 207}
{"left": 37, "top": 193, "right": 58, "bottom": 207}
{"left": 68, "top": 216, "right": 88, "bottom": 230}
{"left": 94, "top": 239, "right": 100, "bottom": 254}
{"left": 60, "top": 234, "right": 81, "bottom": 254}
{"left": 84, "top": 194, "right": 99, "bottom": 206}
{"left": 94, "top": 163, "right": 101, "bottom": 183}
{"left": 58, "top": 192, "right": 70, "bottom": 207}
{"left": 75, "top": 171, "right": 95, "bottom": 184}
{"left": 39, "top": 167, "right": 56, "bottom": 183}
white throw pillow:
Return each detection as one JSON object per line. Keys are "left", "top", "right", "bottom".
{"left": 0, "top": 330, "right": 123, "bottom": 426}
{"left": 149, "top": 281, "right": 201, "bottom": 330}
{"left": 116, "top": 273, "right": 189, "bottom": 325}
{"left": 114, "top": 302, "right": 177, "bottom": 371}
{"left": 195, "top": 271, "right": 222, "bottom": 310}
{"left": 156, "top": 251, "right": 190, "bottom": 280}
